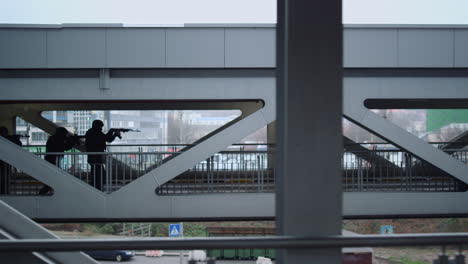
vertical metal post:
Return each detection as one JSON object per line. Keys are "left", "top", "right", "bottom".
{"left": 267, "top": 121, "right": 276, "bottom": 170}
{"left": 276, "top": 0, "right": 342, "bottom": 263}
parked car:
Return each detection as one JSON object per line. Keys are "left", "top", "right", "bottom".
{"left": 85, "top": 250, "right": 134, "bottom": 262}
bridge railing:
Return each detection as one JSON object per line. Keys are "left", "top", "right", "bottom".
{"left": 32, "top": 151, "right": 172, "bottom": 194}
{"left": 3, "top": 146, "right": 272, "bottom": 195}
{"left": 3, "top": 143, "right": 468, "bottom": 195}
{"left": 342, "top": 149, "right": 467, "bottom": 192}
{"left": 157, "top": 147, "right": 468, "bottom": 195}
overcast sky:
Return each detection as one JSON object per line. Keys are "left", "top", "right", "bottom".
{"left": 1, "top": 0, "right": 468, "bottom": 24}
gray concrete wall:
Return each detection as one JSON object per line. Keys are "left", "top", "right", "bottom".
{"left": 1, "top": 25, "right": 468, "bottom": 69}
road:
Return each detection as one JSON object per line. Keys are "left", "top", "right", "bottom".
{"left": 102, "top": 256, "right": 260, "bottom": 264}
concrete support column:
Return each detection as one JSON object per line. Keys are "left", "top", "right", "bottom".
{"left": 276, "top": 0, "right": 342, "bottom": 263}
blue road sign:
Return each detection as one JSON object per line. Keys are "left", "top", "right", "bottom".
{"left": 169, "top": 224, "right": 182, "bottom": 237}
{"left": 380, "top": 225, "right": 393, "bottom": 234}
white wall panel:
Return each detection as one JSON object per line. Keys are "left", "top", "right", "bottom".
{"left": 344, "top": 29, "right": 397, "bottom": 67}
{"left": 398, "top": 29, "right": 454, "bottom": 67}
{"left": 47, "top": 29, "right": 106, "bottom": 68}
{"left": 0, "top": 29, "right": 46, "bottom": 68}
{"left": 455, "top": 29, "right": 468, "bottom": 67}
{"left": 0, "top": 26, "right": 466, "bottom": 69}
{"left": 166, "top": 29, "right": 224, "bottom": 67}
{"left": 225, "top": 28, "right": 275, "bottom": 67}
{"left": 106, "top": 29, "right": 165, "bottom": 67}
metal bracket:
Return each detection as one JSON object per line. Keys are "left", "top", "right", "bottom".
{"left": 99, "top": 68, "right": 110, "bottom": 90}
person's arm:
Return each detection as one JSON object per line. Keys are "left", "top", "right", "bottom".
{"left": 45, "top": 137, "right": 52, "bottom": 152}
{"left": 7, "top": 135, "right": 23, "bottom": 146}
{"left": 14, "top": 137, "right": 22, "bottom": 146}
{"left": 104, "top": 131, "right": 118, "bottom": 143}
{"left": 63, "top": 137, "right": 75, "bottom": 151}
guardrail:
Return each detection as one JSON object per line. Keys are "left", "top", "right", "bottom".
{"left": 1, "top": 233, "right": 468, "bottom": 251}
{"left": 3, "top": 144, "right": 468, "bottom": 196}
{"left": 342, "top": 149, "right": 467, "bottom": 192}
{"left": 157, "top": 148, "right": 468, "bottom": 195}
{"left": 156, "top": 150, "right": 272, "bottom": 195}
{"left": 33, "top": 151, "right": 173, "bottom": 194}
{"left": 3, "top": 148, "right": 271, "bottom": 195}
{"left": 23, "top": 143, "right": 273, "bottom": 153}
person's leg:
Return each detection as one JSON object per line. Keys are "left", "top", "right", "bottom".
{"left": 93, "top": 163, "right": 104, "bottom": 191}
{"left": 101, "top": 164, "right": 107, "bottom": 192}
{"left": 90, "top": 163, "right": 96, "bottom": 190}
{"left": 5, "top": 164, "right": 9, "bottom": 194}
{"left": 0, "top": 162, "right": 5, "bottom": 195}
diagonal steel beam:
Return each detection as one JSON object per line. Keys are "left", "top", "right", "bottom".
{"left": 110, "top": 108, "right": 273, "bottom": 200}
{"left": 19, "top": 111, "right": 58, "bottom": 136}
{"left": 0, "top": 137, "right": 105, "bottom": 207}
{"left": 345, "top": 108, "right": 468, "bottom": 184}
{"left": 20, "top": 110, "right": 140, "bottom": 179}
{"left": 440, "top": 130, "right": 468, "bottom": 153}
{"left": 0, "top": 199, "right": 98, "bottom": 263}
{"left": 344, "top": 77, "right": 468, "bottom": 184}
{"left": 343, "top": 136, "right": 400, "bottom": 170}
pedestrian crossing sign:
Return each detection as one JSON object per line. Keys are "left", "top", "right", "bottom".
{"left": 169, "top": 223, "right": 183, "bottom": 237}
{"left": 380, "top": 225, "right": 393, "bottom": 234}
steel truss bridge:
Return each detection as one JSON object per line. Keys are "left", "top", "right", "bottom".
{"left": 1, "top": 23, "right": 468, "bottom": 263}
{"left": 1, "top": 24, "right": 468, "bottom": 221}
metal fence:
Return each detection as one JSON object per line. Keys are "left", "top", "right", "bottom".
{"left": 0, "top": 163, "right": 42, "bottom": 195}
{"left": 155, "top": 150, "right": 273, "bottom": 195}
{"left": 2, "top": 144, "right": 468, "bottom": 196}
{"left": 342, "top": 149, "right": 466, "bottom": 192}
{"left": 34, "top": 151, "right": 171, "bottom": 194}
{"left": 158, "top": 147, "right": 468, "bottom": 195}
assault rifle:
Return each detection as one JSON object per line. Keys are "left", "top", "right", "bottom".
{"left": 11, "top": 134, "right": 30, "bottom": 138}
{"left": 73, "top": 128, "right": 140, "bottom": 141}
{"left": 6, "top": 134, "right": 29, "bottom": 145}
{"left": 108, "top": 128, "right": 141, "bottom": 139}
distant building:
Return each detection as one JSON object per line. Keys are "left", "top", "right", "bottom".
{"left": 16, "top": 111, "right": 75, "bottom": 145}
{"left": 73, "top": 111, "right": 92, "bottom": 135}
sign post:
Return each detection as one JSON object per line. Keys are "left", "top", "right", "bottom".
{"left": 169, "top": 223, "right": 184, "bottom": 264}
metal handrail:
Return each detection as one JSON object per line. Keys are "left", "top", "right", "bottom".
{"left": 345, "top": 149, "right": 468, "bottom": 153}
{"left": 1, "top": 233, "right": 468, "bottom": 252}
{"left": 23, "top": 143, "right": 275, "bottom": 148}
{"left": 22, "top": 142, "right": 468, "bottom": 147}
{"left": 35, "top": 151, "right": 180, "bottom": 155}
{"left": 345, "top": 141, "right": 468, "bottom": 145}
{"left": 29, "top": 149, "right": 468, "bottom": 156}
{"left": 34, "top": 150, "right": 272, "bottom": 155}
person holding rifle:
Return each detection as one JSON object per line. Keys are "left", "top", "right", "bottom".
{"left": 39, "top": 127, "right": 78, "bottom": 195}
{"left": 85, "top": 120, "right": 120, "bottom": 191}
{"left": 0, "top": 126, "right": 24, "bottom": 146}
{"left": 0, "top": 126, "right": 23, "bottom": 195}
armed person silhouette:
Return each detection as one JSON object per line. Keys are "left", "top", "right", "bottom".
{"left": 39, "top": 127, "right": 78, "bottom": 195}
{"left": 85, "top": 120, "right": 120, "bottom": 191}
{"left": 0, "top": 126, "right": 24, "bottom": 195}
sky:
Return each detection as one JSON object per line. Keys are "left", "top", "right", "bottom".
{"left": 1, "top": 0, "right": 468, "bottom": 25}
